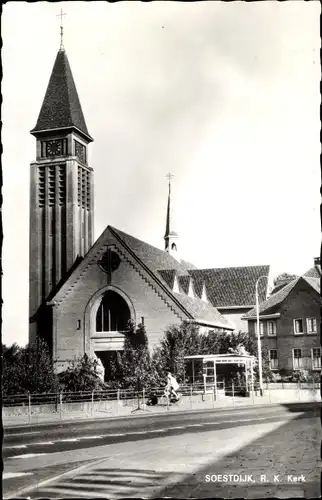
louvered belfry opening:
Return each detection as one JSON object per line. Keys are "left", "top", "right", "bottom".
{"left": 77, "top": 165, "right": 91, "bottom": 256}
{"left": 37, "top": 163, "right": 68, "bottom": 301}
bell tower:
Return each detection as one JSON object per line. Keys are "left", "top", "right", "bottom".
{"left": 29, "top": 40, "right": 94, "bottom": 345}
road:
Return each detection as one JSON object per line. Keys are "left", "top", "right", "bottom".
{"left": 3, "top": 402, "right": 320, "bottom": 499}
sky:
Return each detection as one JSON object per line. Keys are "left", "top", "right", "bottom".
{"left": 2, "top": 1, "right": 320, "bottom": 346}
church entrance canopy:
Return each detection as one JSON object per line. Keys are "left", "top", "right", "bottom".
{"left": 184, "top": 354, "right": 255, "bottom": 396}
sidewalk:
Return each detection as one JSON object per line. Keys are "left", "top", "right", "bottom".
{"left": 3, "top": 394, "right": 319, "bottom": 428}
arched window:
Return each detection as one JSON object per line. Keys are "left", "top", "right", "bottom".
{"left": 171, "top": 243, "right": 177, "bottom": 251}
{"left": 96, "top": 291, "right": 131, "bottom": 332}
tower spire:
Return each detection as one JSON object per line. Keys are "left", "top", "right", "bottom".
{"left": 164, "top": 173, "right": 179, "bottom": 258}
{"left": 57, "top": 8, "right": 67, "bottom": 51}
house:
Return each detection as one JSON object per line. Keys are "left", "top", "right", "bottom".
{"left": 242, "top": 272, "right": 321, "bottom": 374}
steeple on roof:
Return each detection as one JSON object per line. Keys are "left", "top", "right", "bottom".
{"left": 30, "top": 49, "right": 93, "bottom": 142}
{"left": 164, "top": 173, "right": 178, "bottom": 239}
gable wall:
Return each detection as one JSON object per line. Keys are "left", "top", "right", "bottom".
{"left": 218, "top": 308, "right": 252, "bottom": 332}
{"left": 53, "top": 238, "right": 184, "bottom": 368}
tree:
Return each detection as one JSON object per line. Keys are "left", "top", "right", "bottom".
{"left": 151, "top": 321, "right": 202, "bottom": 384}
{"left": 2, "top": 339, "right": 58, "bottom": 395}
{"left": 58, "top": 353, "right": 106, "bottom": 392}
{"left": 119, "top": 321, "right": 154, "bottom": 390}
{"left": 151, "top": 325, "right": 272, "bottom": 388}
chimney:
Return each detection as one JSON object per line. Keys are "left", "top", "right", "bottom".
{"left": 314, "top": 257, "right": 320, "bottom": 266}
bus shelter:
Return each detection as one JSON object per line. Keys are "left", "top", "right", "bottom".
{"left": 184, "top": 354, "right": 255, "bottom": 398}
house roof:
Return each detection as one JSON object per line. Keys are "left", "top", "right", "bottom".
{"left": 31, "top": 49, "right": 92, "bottom": 141}
{"left": 188, "top": 266, "right": 270, "bottom": 308}
{"left": 243, "top": 276, "right": 321, "bottom": 319}
{"left": 303, "top": 265, "right": 321, "bottom": 279}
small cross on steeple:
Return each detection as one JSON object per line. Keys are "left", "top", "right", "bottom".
{"left": 56, "top": 8, "right": 67, "bottom": 51}
{"left": 166, "top": 172, "right": 173, "bottom": 183}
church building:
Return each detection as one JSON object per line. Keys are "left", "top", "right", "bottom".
{"left": 29, "top": 42, "right": 269, "bottom": 375}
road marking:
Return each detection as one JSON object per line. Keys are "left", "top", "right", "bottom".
{"left": 170, "top": 426, "right": 186, "bottom": 429}
{"left": 128, "top": 431, "right": 146, "bottom": 435}
{"left": 9, "top": 453, "right": 48, "bottom": 459}
{"left": 106, "top": 433, "right": 126, "bottom": 437}
{"left": 33, "top": 441, "right": 55, "bottom": 445}
{"left": 6, "top": 445, "right": 27, "bottom": 449}
{"left": 3, "top": 472, "right": 34, "bottom": 479}
{"left": 147, "top": 429, "right": 166, "bottom": 433}
{"left": 186, "top": 424, "right": 204, "bottom": 427}
{"left": 59, "top": 438, "right": 79, "bottom": 442}
{"left": 79, "top": 435, "right": 103, "bottom": 440}
{"left": 5, "top": 431, "right": 41, "bottom": 437}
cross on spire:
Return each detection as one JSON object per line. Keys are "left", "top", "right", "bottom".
{"left": 56, "top": 8, "right": 67, "bottom": 51}
{"left": 166, "top": 172, "right": 174, "bottom": 194}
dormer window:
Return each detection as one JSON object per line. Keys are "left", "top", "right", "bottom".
{"left": 188, "top": 279, "right": 195, "bottom": 299}
{"left": 201, "top": 283, "right": 208, "bottom": 303}
{"left": 173, "top": 275, "right": 180, "bottom": 294}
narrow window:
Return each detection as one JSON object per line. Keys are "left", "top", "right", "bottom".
{"left": 255, "top": 322, "right": 264, "bottom": 336}
{"left": 306, "top": 318, "right": 317, "bottom": 334}
{"left": 292, "top": 348, "right": 302, "bottom": 370}
{"left": 267, "top": 320, "right": 277, "bottom": 336}
{"left": 311, "top": 348, "right": 321, "bottom": 370}
{"left": 269, "top": 349, "right": 278, "bottom": 370}
{"left": 293, "top": 319, "right": 304, "bottom": 335}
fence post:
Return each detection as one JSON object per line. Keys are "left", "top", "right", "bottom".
{"left": 59, "top": 392, "right": 63, "bottom": 419}
{"left": 91, "top": 391, "right": 94, "bottom": 417}
{"left": 190, "top": 385, "right": 193, "bottom": 409}
{"left": 142, "top": 388, "right": 145, "bottom": 409}
{"left": 298, "top": 381, "right": 301, "bottom": 401}
{"left": 232, "top": 383, "right": 235, "bottom": 408}
{"left": 116, "top": 389, "right": 120, "bottom": 414}
{"left": 28, "top": 392, "right": 31, "bottom": 423}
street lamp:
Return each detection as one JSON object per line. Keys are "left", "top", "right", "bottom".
{"left": 255, "top": 275, "right": 269, "bottom": 396}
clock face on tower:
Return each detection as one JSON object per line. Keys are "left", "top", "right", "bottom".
{"left": 45, "top": 139, "right": 64, "bottom": 157}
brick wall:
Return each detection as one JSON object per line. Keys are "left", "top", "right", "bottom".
{"left": 248, "top": 284, "right": 320, "bottom": 373}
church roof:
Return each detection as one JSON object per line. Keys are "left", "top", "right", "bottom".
{"left": 243, "top": 276, "right": 321, "bottom": 319}
{"left": 188, "top": 266, "right": 270, "bottom": 308}
{"left": 30, "top": 49, "right": 93, "bottom": 142}
{"left": 110, "top": 227, "right": 233, "bottom": 329}
{"left": 111, "top": 227, "right": 196, "bottom": 275}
